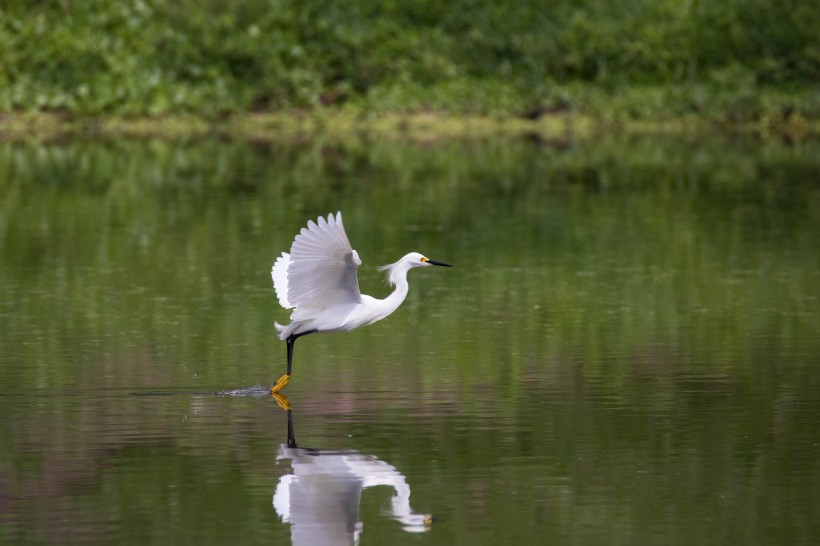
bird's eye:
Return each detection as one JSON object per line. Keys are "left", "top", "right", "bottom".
{"left": 420, "top": 257, "right": 429, "bottom": 263}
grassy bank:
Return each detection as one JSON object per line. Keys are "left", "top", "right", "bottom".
{"left": 1, "top": 108, "right": 817, "bottom": 144}
{"left": 1, "top": 0, "right": 818, "bottom": 138}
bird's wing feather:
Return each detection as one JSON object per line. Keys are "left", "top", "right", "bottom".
{"left": 286, "top": 212, "right": 362, "bottom": 311}
{"left": 271, "top": 252, "right": 292, "bottom": 308}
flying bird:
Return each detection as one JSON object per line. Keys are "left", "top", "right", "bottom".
{"left": 270, "top": 212, "right": 451, "bottom": 393}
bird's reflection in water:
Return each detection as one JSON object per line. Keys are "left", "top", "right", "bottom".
{"left": 272, "top": 394, "right": 431, "bottom": 545}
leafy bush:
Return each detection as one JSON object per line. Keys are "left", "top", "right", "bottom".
{"left": 0, "top": 0, "right": 817, "bottom": 116}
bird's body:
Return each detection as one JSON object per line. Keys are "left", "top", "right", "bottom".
{"left": 270, "top": 212, "right": 450, "bottom": 393}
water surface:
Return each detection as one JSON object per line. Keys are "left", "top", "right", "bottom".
{"left": 1, "top": 136, "right": 819, "bottom": 545}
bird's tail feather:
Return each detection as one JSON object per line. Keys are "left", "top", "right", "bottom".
{"left": 275, "top": 321, "right": 304, "bottom": 341}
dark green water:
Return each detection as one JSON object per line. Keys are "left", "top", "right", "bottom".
{"left": 1, "top": 136, "right": 819, "bottom": 545}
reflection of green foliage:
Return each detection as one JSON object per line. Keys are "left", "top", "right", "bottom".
{"left": 1, "top": 137, "right": 819, "bottom": 543}
{"left": 0, "top": 0, "right": 817, "bottom": 118}
{"left": 1, "top": 136, "right": 818, "bottom": 392}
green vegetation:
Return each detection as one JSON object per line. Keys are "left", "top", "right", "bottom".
{"left": 1, "top": 0, "right": 818, "bottom": 132}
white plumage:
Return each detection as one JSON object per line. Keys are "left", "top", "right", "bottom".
{"left": 274, "top": 446, "right": 431, "bottom": 542}
{"left": 269, "top": 211, "right": 451, "bottom": 392}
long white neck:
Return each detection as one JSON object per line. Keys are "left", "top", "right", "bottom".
{"left": 365, "top": 258, "right": 414, "bottom": 324}
{"left": 381, "top": 271, "right": 410, "bottom": 315}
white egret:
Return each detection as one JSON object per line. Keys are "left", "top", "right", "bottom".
{"left": 270, "top": 211, "right": 451, "bottom": 393}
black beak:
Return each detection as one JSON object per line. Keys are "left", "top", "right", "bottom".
{"left": 427, "top": 259, "right": 452, "bottom": 267}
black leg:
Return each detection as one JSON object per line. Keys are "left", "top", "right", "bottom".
{"left": 272, "top": 330, "right": 317, "bottom": 394}
{"left": 286, "top": 330, "right": 317, "bottom": 377}
{"left": 286, "top": 335, "right": 296, "bottom": 376}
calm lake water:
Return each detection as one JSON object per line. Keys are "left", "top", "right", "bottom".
{"left": 1, "top": 135, "right": 819, "bottom": 545}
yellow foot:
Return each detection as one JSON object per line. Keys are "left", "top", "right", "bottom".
{"left": 271, "top": 373, "right": 291, "bottom": 394}
{"left": 271, "top": 391, "right": 292, "bottom": 411}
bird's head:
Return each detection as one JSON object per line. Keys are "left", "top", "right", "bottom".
{"left": 406, "top": 252, "right": 452, "bottom": 269}
{"left": 379, "top": 252, "right": 452, "bottom": 286}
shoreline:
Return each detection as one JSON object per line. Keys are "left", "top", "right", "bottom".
{"left": 1, "top": 111, "right": 816, "bottom": 143}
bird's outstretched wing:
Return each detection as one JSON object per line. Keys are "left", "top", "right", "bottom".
{"left": 284, "top": 212, "right": 362, "bottom": 312}
{"left": 271, "top": 252, "right": 292, "bottom": 308}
